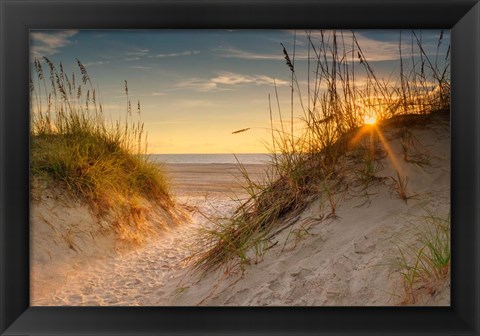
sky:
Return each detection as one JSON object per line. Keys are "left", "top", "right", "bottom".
{"left": 30, "top": 30, "right": 450, "bottom": 154}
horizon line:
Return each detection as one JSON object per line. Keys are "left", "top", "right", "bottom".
{"left": 146, "top": 152, "right": 272, "bottom": 155}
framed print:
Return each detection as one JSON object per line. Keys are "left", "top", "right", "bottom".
{"left": 27, "top": 28, "right": 454, "bottom": 308}
{"left": 1, "top": 0, "right": 479, "bottom": 335}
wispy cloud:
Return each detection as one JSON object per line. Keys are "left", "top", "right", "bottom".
{"left": 177, "top": 72, "right": 289, "bottom": 92}
{"left": 122, "top": 48, "right": 150, "bottom": 61}
{"left": 348, "top": 32, "right": 409, "bottom": 62}
{"left": 216, "top": 46, "right": 333, "bottom": 62}
{"left": 223, "top": 31, "right": 444, "bottom": 64}
{"left": 153, "top": 50, "right": 200, "bottom": 58}
{"left": 30, "top": 30, "right": 78, "bottom": 57}
{"left": 355, "top": 31, "right": 447, "bottom": 61}
{"left": 299, "top": 30, "right": 444, "bottom": 62}
{"left": 176, "top": 78, "right": 219, "bottom": 92}
{"left": 216, "top": 47, "right": 284, "bottom": 60}
{"left": 213, "top": 72, "right": 288, "bottom": 86}
{"left": 84, "top": 60, "right": 110, "bottom": 67}
{"left": 126, "top": 48, "right": 150, "bottom": 57}
{"left": 123, "top": 48, "right": 199, "bottom": 61}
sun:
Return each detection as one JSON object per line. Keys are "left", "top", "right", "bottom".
{"left": 364, "top": 116, "right": 377, "bottom": 125}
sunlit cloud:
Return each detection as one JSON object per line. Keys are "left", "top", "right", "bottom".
{"left": 30, "top": 30, "right": 78, "bottom": 57}
{"left": 29, "top": 29, "right": 449, "bottom": 154}
{"left": 213, "top": 72, "right": 287, "bottom": 86}
{"left": 177, "top": 72, "right": 289, "bottom": 92}
{"left": 176, "top": 78, "right": 219, "bottom": 92}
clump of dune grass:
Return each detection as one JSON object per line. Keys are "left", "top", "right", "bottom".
{"left": 390, "top": 170, "right": 410, "bottom": 202}
{"left": 30, "top": 58, "right": 173, "bottom": 239}
{"left": 193, "top": 30, "right": 450, "bottom": 273}
{"left": 394, "top": 209, "right": 450, "bottom": 304}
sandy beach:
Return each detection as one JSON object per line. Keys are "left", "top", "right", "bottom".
{"left": 163, "top": 163, "right": 268, "bottom": 197}
{"left": 30, "top": 163, "right": 268, "bottom": 306}
{"left": 31, "top": 112, "right": 450, "bottom": 306}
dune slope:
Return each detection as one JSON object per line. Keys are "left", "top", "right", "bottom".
{"left": 30, "top": 185, "right": 186, "bottom": 304}
{"left": 172, "top": 112, "right": 450, "bottom": 306}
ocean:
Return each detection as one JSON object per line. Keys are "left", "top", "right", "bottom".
{"left": 148, "top": 153, "right": 271, "bottom": 165}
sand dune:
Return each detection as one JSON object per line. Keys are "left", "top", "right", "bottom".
{"left": 30, "top": 114, "right": 450, "bottom": 306}
{"left": 30, "top": 164, "right": 261, "bottom": 306}
{"left": 170, "top": 115, "right": 450, "bottom": 306}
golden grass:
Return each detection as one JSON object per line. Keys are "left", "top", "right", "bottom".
{"left": 192, "top": 30, "right": 450, "bottom": 275}
{"left": 30, "top": 58, "right": 173, "bottom": 238}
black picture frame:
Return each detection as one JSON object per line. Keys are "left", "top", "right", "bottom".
{"left": 1, "top": 0, "right": 479, "bottom": 335}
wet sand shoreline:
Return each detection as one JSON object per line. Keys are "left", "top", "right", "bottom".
{"left": 162, "top": 163, "right": 269, "bottom": 197}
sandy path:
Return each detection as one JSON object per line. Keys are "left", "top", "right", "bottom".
{"left": 34, "top": 197, "right": 230, "bottom": 306}
{"left": 34, "top": 164, "right": 266, "bottom": 306}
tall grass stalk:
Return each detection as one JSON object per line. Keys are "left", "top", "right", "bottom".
{"left": 30, "top": 58, "right": 173, "bottom": 237}
{"left": 193, "top": 30, "right": 450, "bottom": 273}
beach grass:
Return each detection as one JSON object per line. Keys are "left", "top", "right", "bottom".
{"left": 193, "top": 30, "right": 450, "bottom": 275}
{"left": 30, "top": 58, "right": 173, "bottom": 231}
{"left": 395, "top": 210, "right": 450, "bottom": 304}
